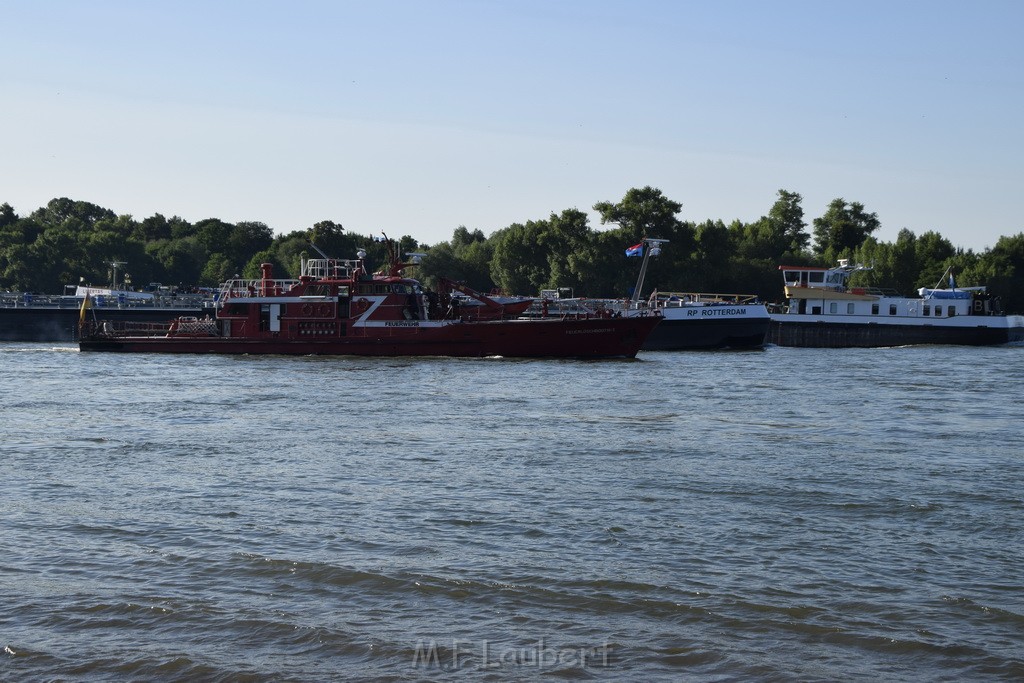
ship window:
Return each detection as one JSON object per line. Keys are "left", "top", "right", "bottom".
{"left": 934, "top": 306, "right": 942, "bottom": 317}
{"left": 829, "top": 302, "right": 838, "bottom": 313}
{"left": 306, "top": 284, "right": 331, "bottom": 296}
{"left": 923, "top": 305, "right": 930, "bottom": 316}
{"left": 847, "top": 303, "right": 855, "bottom": 314}
{"left": 948, "top": 306, "right": 956, "bottom": 317}
{"left": 811, "top": 306, "right": 821, "bottom": 315}
{"left": 809, "top": 272, "right": 825, "bottom": 283}
{"left": 889, "top": 304, "right": 897, "bottom": 315}
{"left": 871, "top": 304, "right": 879, "bottom": 315}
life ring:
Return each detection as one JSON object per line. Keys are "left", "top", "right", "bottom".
{"left": 301, "top": 304, "right": 313, "bottom": 316}
{"left": 318, "top": 304, "right": 331, "bottom": 317}
{"left": 354, "top": 298, "right": 370, "bottom": 313}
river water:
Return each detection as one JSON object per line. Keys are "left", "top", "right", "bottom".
{"left": 2, "top": 342, "right": 1023, "bottom": 681}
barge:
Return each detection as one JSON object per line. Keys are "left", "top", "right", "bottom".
{"left": 768, "top": 261, "right": 1024, "bottom": 347}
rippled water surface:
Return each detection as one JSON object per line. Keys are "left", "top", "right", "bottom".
{"left": 2, "top": 343, "right": 1023, "bottom": 681}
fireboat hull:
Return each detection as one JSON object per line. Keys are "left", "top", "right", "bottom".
{"left": 79, "top": 316, "right": 660, "bottom": 359}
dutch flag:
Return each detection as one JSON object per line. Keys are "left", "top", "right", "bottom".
{"left": 625, "top": 243, "right": 644, "bottom": 257}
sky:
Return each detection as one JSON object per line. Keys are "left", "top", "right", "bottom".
{"left": 3, "top": 0, "right": 1022, "bottom": 251}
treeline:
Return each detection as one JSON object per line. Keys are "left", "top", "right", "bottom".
{"left": 3, "top": 189, "right": 1024, "bottom": 311}
{"left": 0, "top": 198, "right": 423, "bottom": 295}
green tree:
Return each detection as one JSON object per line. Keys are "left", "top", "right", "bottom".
{"left": 489, "top": 221, "right": 551, "bottom": 295}
{"left": 974, "top": 233, "right": 1024, "bottom": 312}
{"left": 273, "top": 232, "right": 318, "bottom": 278}
{"left": 540, "top": 208, "right": 592, "bottom": 292}
{"left": 914, "top": 230, "right": 956, "bottom": 287}
{"left": 242, "top": 249, "right": 288, "bottom": 279}
{"left": 593, "top": 186, "right": 683, "bottom": 243}
{"left": 169, "top": 216, "right": 198, "bottom": 239}
{"left": 769, "top": 189, "right": 810, "bottom": 255}
{"left": 31, "top": 197, "right": 115, "bottom": 229}
{"left": 309, "top": 220, "right": 347, "bottom": 257}
{"left": 733, "top": 190, "right": 808, "bottom": 263}
{"left": 0, "top": 202, "right": 17, "bottom": 229}
{"left": 194, "top": 218, "right": 235, "bottom": 258}
{"left": 146, "top": 238, "right": 206, "bottom": 287}
{"left": 135, "top": 213, "right": 172, "bottom": 242}
{"left": 229, "top": 221, "right": 274, "bottom": 266}
{"left": 451, "top": 226, "right": 486, "bottom": 249}
{"left": 593, "top": 187, "right": 693, "bottom": 297}
{"left": 200, "top": 253, "right": 236, "bottom": 285}
{"left": 812, "top": 198, "right": 880, "bottom": 256}
{"left": 691, "top": 220, "right": 732, "bottom": 292}
{"left": 415, "top": 227, "right": 491, "bottom": 290}
{"left": 851, "top": 228, "right": 918, "bottom": 294}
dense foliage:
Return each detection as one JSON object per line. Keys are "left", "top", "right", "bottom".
{"left": 3, "top": 190, "right": 1023, "bottom": 312}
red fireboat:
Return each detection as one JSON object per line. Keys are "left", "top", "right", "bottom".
{"left": 78, "top": 247, "right": 660, "bottom": 358}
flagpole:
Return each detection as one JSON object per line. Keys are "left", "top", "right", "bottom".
{"left": 631, "top": 238, "right": 669, "bottom": 303}
{"left": 78, "top": 290, "right": 92, "bottom": 332}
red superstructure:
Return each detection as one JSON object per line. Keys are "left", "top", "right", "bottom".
{"left": 79, "top": 250, "right": 660, "bottom": 358}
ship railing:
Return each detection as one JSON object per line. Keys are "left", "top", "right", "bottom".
{"left": 81, "top": 317, "right": 220, "bottom": 339}
{"left": 82, "top": 319, "right": 174, "bottom": 339}
{"left": 526, "top": 297, "right": 606, "bottom": 317}
{"left": 522, "top": 297, "right": 661, "bottom": 319}
{"left": 219, "top": 278, "right": 300, "bottom": 301}
{"left": 2, "top": 292, "right": 216, "bottom": 309}
{"left": 861, "top": 287, "right": 902, "bottom": 297}
{"left": 303, "top": 258, "right": 360, "bottom": 279}
{"left": 648, "top": 291, "right": 761, "bottom": 306}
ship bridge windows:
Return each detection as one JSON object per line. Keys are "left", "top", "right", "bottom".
{"left": 305, "top": 284, "right": 332, "bottom": 297}
{"left": 784, "top": 270, "right": 826, "bottom": 286}
{"left": 359, "top": 283, "right": 416, "bottom": 295}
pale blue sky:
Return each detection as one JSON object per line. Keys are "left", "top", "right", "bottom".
{"left": 3, "top": 0, "right": 1022, "bottom": 250}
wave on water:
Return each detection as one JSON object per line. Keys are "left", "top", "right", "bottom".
{"left": 3, "top": 344, "right": 1024, "bottom": 681}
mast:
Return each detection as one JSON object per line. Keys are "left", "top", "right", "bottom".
{"left": 108, "top": 260, "right": 127, "bottom": 290}
{"left": 934, "top": 265, "right": 956, "bottom": 291}
{"left": 631, "top": 238, "right": 669, "bottom": 303}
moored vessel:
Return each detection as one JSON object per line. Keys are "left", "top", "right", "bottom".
{"left": 634, "top": 291, "right": 770, "bottom": 350}
{"left": 534, "top": 291, "right": 770, "bottom": 350}
{"left": 0, "top": 289, "right": 213, "bottom": 342}
{"left": 535, "top": 237, "right": 769, "bottom": 350}
{"left": 768, "top": 261, "right": 1024, "bottom": 347}
{"left": 78, "top": 249, "right": 660, "bottom": 359}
